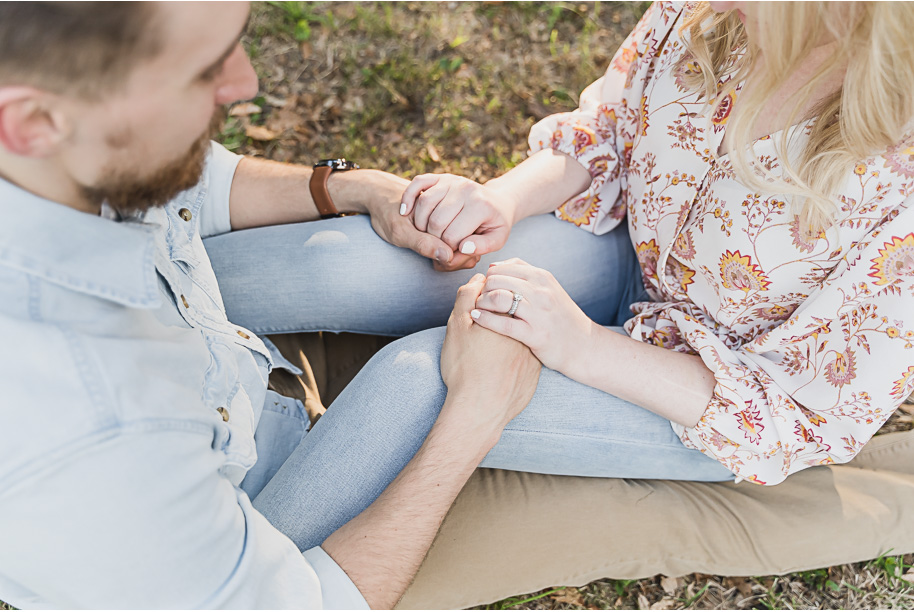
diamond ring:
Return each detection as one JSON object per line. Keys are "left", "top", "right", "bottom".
{"left": 507, "top": 291, "right": 523, "bottom": 317}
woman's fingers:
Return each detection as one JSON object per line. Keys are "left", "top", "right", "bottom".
{"left": 486, "top": 258, "right": 537, "bottom": 282}
{"left": 426, "top": 200, "right": 465, "bottom": 240}
{"left": 412, "top": 183, "right": 451, "bottom": 233}
{"left": 454, "top": 228, "right": 509, "bottom": 257}
{"left": 475, "top": 288, "right": 528, "bottom": 319}
{"left": 400, "top": 174, "right": 441, "bottom": 216}
{"left": 469, "top": 308, "right": 533, "bottom": 346}
{"left": 438, "top": 200, "right": 491, "bottom": 252}
{"left": 482, "top": 272, "right": 532, "bottom": 296}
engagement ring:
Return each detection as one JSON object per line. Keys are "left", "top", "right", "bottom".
{"left": 507, "top": 291, "right": 523, "bottom": 317}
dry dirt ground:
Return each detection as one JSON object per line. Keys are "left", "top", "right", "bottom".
{"left": 1, "top": 3, "right": 910, "bottom": 611}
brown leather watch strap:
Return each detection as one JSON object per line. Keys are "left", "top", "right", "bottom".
{"left": 309, "top": 165, "right": 340, "bottom": 219}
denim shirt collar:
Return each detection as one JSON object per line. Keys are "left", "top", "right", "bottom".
{"left": 0, "top": 177, "right": 161, "bottom": 308}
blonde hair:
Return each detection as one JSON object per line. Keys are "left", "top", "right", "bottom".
{"left": 678, "top": 2, "right": 914, "bottom": 231}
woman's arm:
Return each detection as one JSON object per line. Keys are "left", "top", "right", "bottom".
{"left": 485, "top": 149, "right": 594, "bottom": 223}
{"left": 471, "top": 258, "right": 714, "bottom": 428}
{"left": 575, "top": 326, "right": 715, "bottom": 428}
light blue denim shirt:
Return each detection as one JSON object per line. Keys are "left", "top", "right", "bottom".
{"left": 0, "top": 143, "right": 368, "bottom": 609}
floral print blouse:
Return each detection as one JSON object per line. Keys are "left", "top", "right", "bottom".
{"left": 528, "top": 1, "right": 914, "bottom": 485}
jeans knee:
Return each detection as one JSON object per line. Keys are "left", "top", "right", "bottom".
{"left": 361, "top": 327, "right": 447, "bottom": 426}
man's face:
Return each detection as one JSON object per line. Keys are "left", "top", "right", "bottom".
{"left": 62, "top": 2, "right": 257, "bottom": 213}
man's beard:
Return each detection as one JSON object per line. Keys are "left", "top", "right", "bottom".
{"left": 81, "top": 109, "right": 226, "bottom": 216}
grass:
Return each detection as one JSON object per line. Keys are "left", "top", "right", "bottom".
{"left": 223, "top": 1, "right": 650, "bottom": 180}
{"left": 469, "top": 558, "right": 914, "bottom": 610}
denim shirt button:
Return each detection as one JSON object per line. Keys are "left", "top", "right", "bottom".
{"left": 178, "top": 208, "right": 192, "bottom": 222}
{"left": 217, "top": 406, "right": 230, "bottom": 422}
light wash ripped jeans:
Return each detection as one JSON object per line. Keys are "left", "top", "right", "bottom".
{"left": 205, "top": 214, "right": 732, "bottom": 551}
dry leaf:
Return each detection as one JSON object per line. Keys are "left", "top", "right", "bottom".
{"left": 374, "top": 76, "right": 408, "bottom": 106}
{"left": 427, "top": 143, "right": 441, "bottom": 162}
{"left": 343, "top": 95, "right": 365, "bottom": 113}
{"left": 263, "top": 94, "right": 288, "bottom": 108}
{"left": 723, "top": 576, "right": 755, "bottom": 597}
{"left": 650, "top": 597, "right": 677, "bottom": 610}
{"left": 229, "top": 102, "right": 262, "bottom": 117}
{"left": 550, "top": 588, "right": 586, "bottom": 607}
{"left": 637, "top": 593, "right": 650, "bottom": 609}
{"left": 266, "top": 106, "right": 303, "bottom": 134}
{"left": 244, "top": 125, "right": 278, "bottom": 141}
{"left": 660, "top": 576, "right": 681, "bottom": 595}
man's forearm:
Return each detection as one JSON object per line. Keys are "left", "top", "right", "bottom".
{"left": 228, "top": 156, "right": 407, "bottom": 230}
{"left": 321, "top": 394, "right": 503, "bottom": 610}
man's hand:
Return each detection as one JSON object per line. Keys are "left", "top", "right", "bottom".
{"left": 440, "top": 273, "right": 541, "bottom": 428}
{"left": 322, "top": 273, "right": 540, "bottom": 609}
{"left": 359, "top": 170, "right": 480, "bottom": 270}
{"left": 400, "top": 174, "right": 519, "bottom": 271}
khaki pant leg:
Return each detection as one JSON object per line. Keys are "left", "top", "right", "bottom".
{"left": 266, "top": 332, "right": 395, "bottom": 426}
{"left": 398, "top": 430, "right": 914, "bottom": 610}
{"left": 266, "top": 333, "right": 329, "bottom": 427}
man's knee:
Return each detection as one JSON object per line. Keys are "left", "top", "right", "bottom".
{"left": 356, "top": 327, "right": 448, "bottom": 426}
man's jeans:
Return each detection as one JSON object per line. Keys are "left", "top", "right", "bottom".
{"left": 205, "top": 214, "right": 732, "bottom": 553}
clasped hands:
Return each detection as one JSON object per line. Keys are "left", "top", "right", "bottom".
{"left": 364, "top": 172, "right": 516, "bottom": 272}
{"left": 367, "top": 172, "right": 598, "bottom": 381}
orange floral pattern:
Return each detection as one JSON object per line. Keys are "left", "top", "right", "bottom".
{"left": 892, "top": 367, "right": 914, "bottom": 400}
{"left": 719, "top": 250, "right": 770, "bottom": 293}
{"left": 868, "top": 233, "right": 914, "bottom": 287}
{"left": 635, "top": 239, "right": 661, "bottom": 282}
{"left": 527, "top": 1, "right": 914, "bottom": 485}
{"left": 556, "top": 193, "right": 602, "bottom": 227}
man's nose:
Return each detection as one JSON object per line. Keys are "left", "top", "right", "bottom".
{"left": 215, "top": 44, "right": 259, "bottom": 105}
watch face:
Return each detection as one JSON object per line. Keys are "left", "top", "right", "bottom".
{"left": 315, "top": 158, "right": 359, "bottom": 171}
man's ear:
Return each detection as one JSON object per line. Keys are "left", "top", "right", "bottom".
{"left": 0, "top": 87, "right": 69, "bottom": 158}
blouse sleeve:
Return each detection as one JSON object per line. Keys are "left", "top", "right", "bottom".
{"left": 527, "top": 1, "right": 683, "bottom": 235}
{"left": 649, "top": 202, "right": 914, "bottom": 485}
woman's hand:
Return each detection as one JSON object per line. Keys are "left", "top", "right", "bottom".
{"left": 441, "top": 273, "right": 541, "bottom": 427}
{"left": 399, "top": 174, "right": 520, "bottom": 272}
{"left": 355, "top": 170, "right": 460, "bottom": 267}
{"left": 470, "top": 258, "right": 599, "bottom": 376}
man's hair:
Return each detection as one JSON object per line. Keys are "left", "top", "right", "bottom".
{"left": 0, "top": 2, "right": 161, "bottom": 97}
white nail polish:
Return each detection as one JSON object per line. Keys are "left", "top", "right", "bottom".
{"left": 470, "top": 309, "right": 481, "bottom": 320}
{"left": 399, "top": 203, "right": 407, "bottom": 215}
{"left": 461, "top": 241, "right": 477, "bottom": 255}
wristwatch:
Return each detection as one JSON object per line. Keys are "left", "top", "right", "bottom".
{"left": 310, "top": 158, "right": 360, "bottom": 219}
